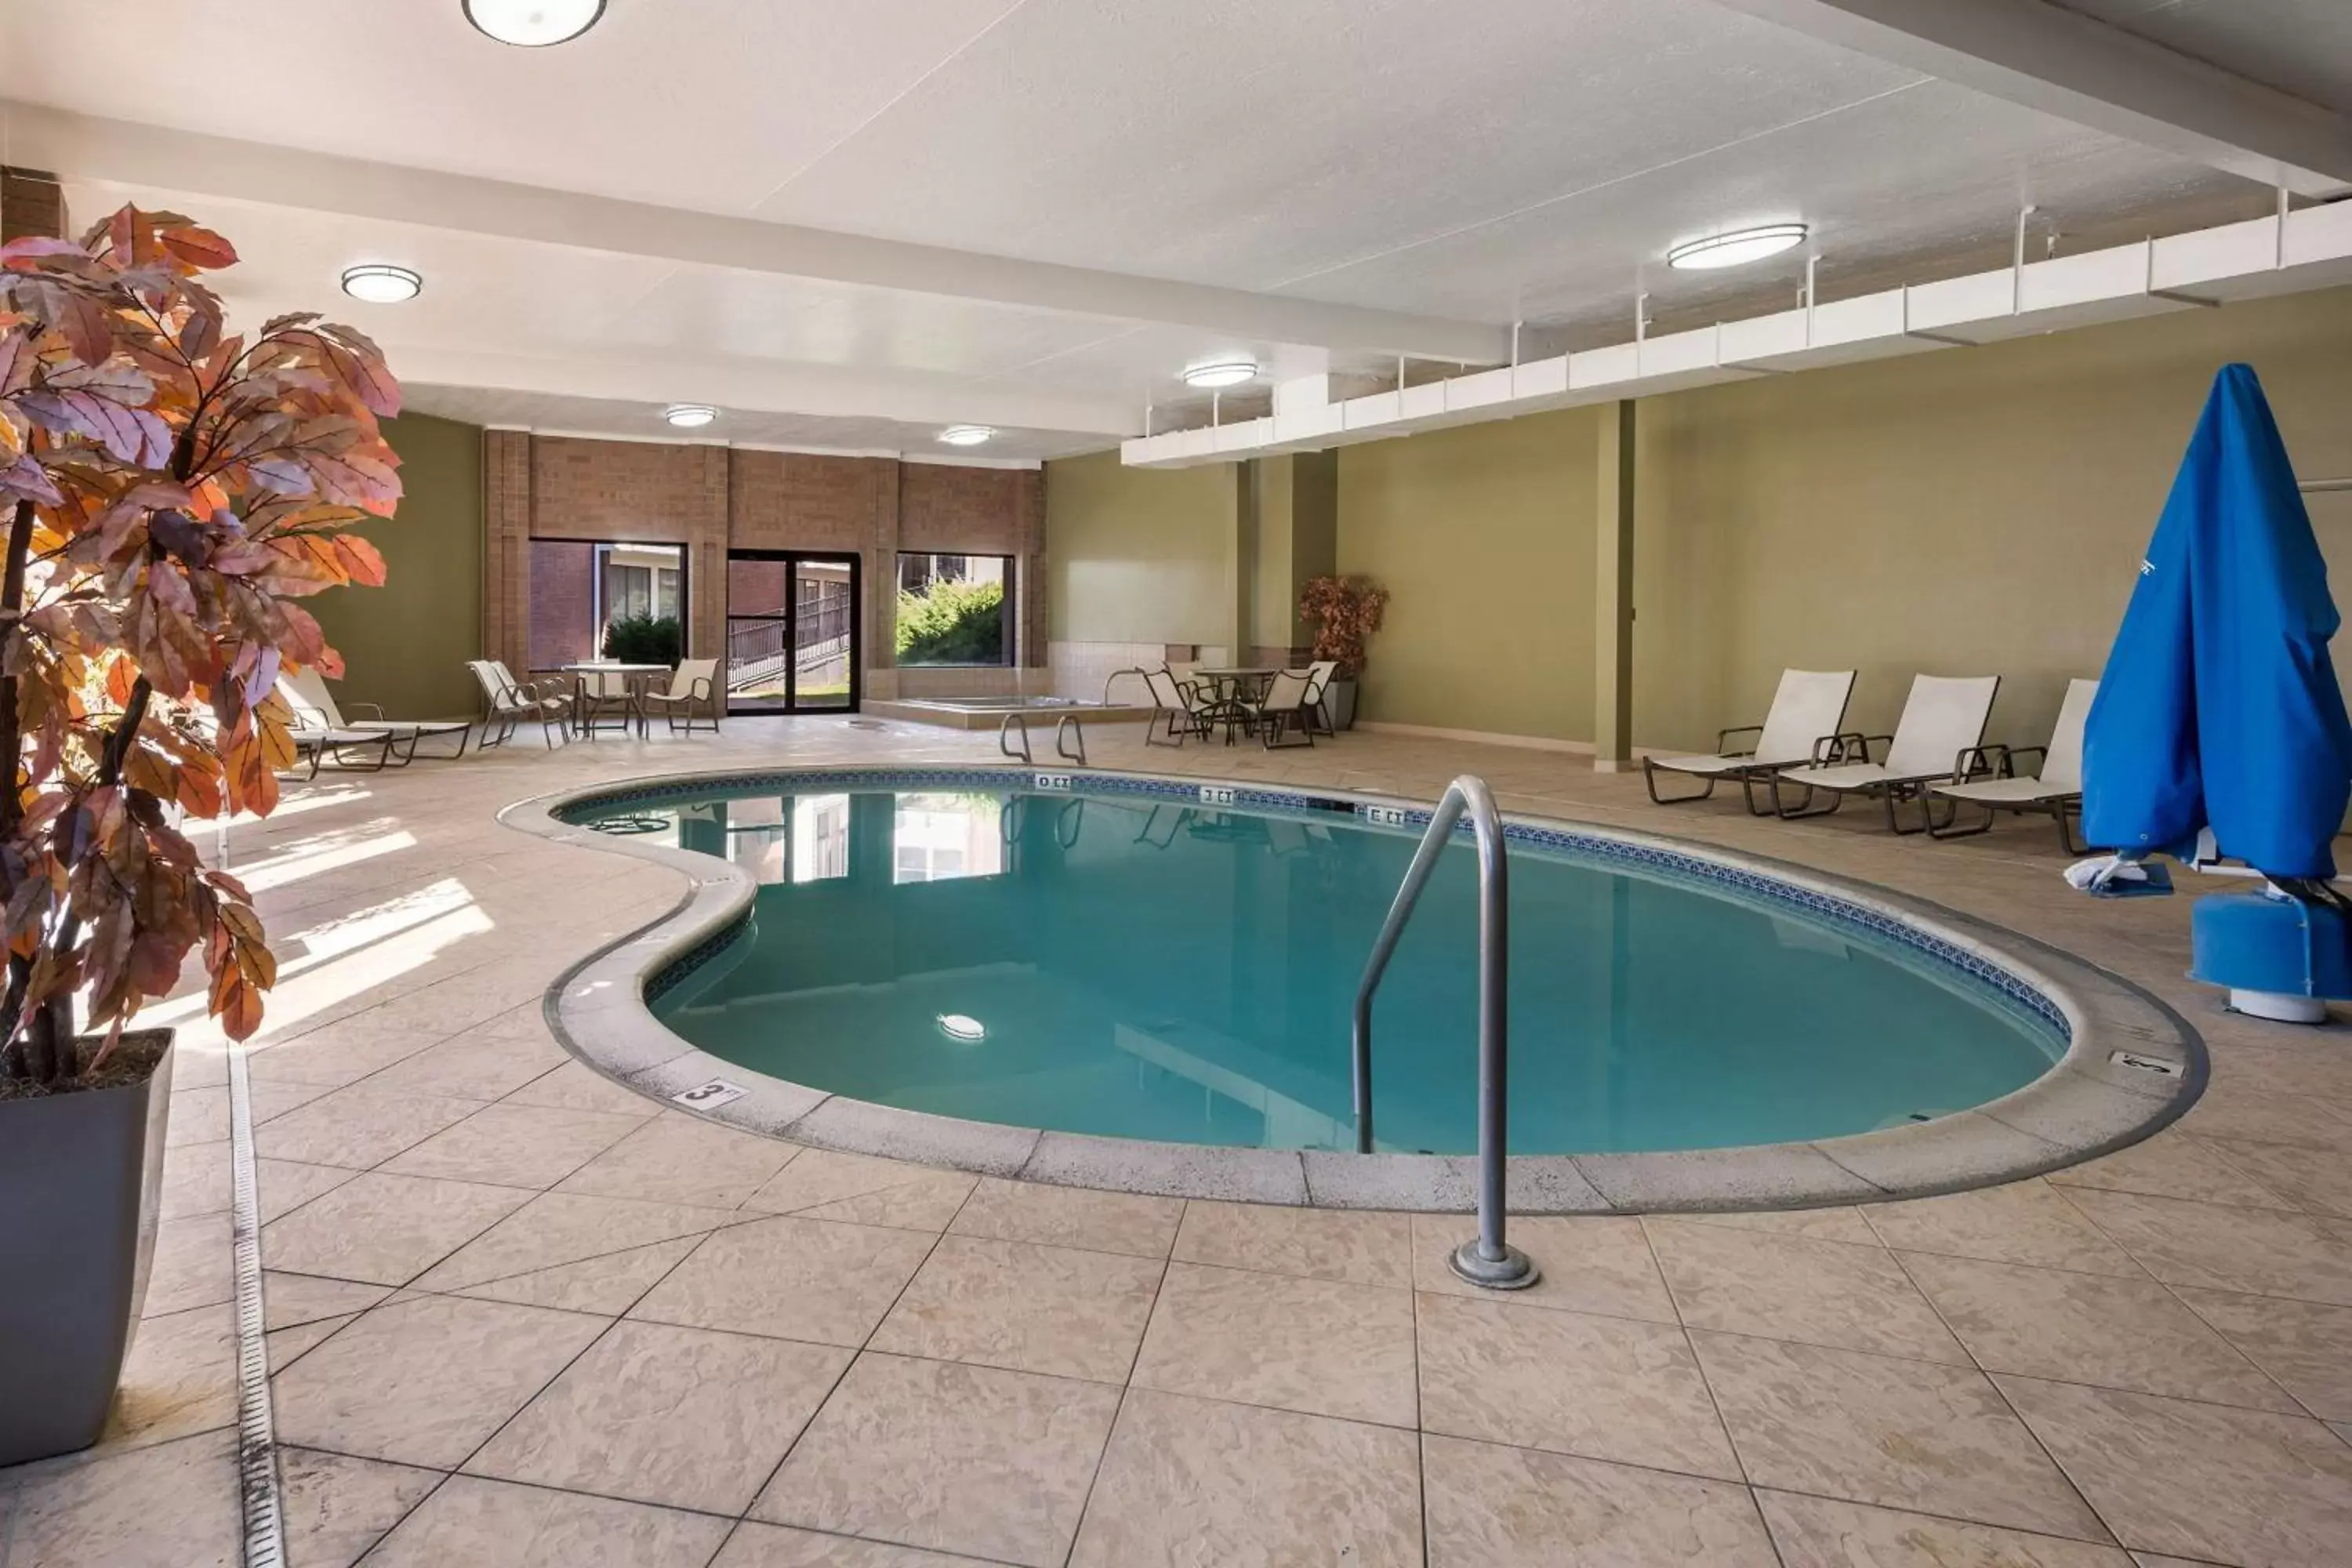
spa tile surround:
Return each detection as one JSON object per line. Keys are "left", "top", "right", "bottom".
{"left": 5, "top": 720, "right": 2351, "bottom": 1567}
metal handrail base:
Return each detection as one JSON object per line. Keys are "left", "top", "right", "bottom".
{"left": 1353, "top": 775, "right": 1537, "bottom": 1290}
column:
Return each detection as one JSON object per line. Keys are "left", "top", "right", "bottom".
{"left": 1594, "top": 400, "right": 1637, "bottom": 771}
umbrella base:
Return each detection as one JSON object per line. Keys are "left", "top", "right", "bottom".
{"left": 2190, "top": 891, "right": 2352, "bottom": 1024}
{"left": 2229, "top": 989, "right": 2331, "bottom": 1024}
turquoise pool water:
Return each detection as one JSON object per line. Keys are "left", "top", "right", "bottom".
{"left": 573, "top": 781, "right": 2067, "bottom": 1155}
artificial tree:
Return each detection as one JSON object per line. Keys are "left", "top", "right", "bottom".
{"left": 1299, "top": 573, "right": 1388, "bottom": 676}
{"left": 0, "top": 205, "right": 400, "bottom": 1088}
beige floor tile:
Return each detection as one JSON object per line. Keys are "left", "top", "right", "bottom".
{"left": 2046, "top": 1133, "right": 2295, "bottom": 1210}
{"left": 0, "top": 1428, "right": 239, "bottom": 1568}
{"left": 1998, "top": 1373, "right": 2352, "bottom": 1568}
{"left": 1675, "top": 1204, "right": 1882, "bottom": 1247}
{"left": 363, "top": 1474, "right": 731, "bottom": 1568}
{"left": 261, "top": 1170, "right": 532, "bottom": 1286}
{"left": 1172, "top": 1201, "right": 1412, "bottom": 1285}
{"left": 556, "top": 1111, "right": 800, "bottom": 1208}
{"left": 467, "top": 1319, "right": 849, "bottom": 1514}
{"left": 713, "top": 1525, "right": 992, "bottom": 1566}
{"left": 253, "top": 1087, "right": 483, "bottom": 1170}
{"left": 272, "top": 1294, "right": 607, "bottom": 1468}
{"left": 629, "top": 1214, "right": 935, "bottom": 1345}
{"left": 1417, "top": 1290, "right": 1741, "bottom": 1479}
{"left": 871, "top": 1234, "right": 1163, "bottom": 1381}
{"left": 753, "top": 1352, "right": 1121, "bottom": 1568}
{"left": 503, "top": 1059, "right": 663, "bottom": 1116}
{"left": 1757, "top": 1490, "right": 2133, "bottom": 1567}
{"left": 1691, "top": 1331, "right": 2109, "bottom": 1541}
{"left": 277, "top": 1445, "right": 443, "bottom": 1568}
{"left": 246, "top": 1024, "right": 444, "bottom": 1087}
{"left": 412, "top": 1189, "right": 739, "bottom": 1294}
{"left": 454, "top": 1235, "right": 703, "bottom": 1315}
{"left": 102, "top": 1303, "right": 237, "bottom": 1452}
{"left": 1648, "top": 1217, "right": 1969, "bottom": 1364}
{"left": 1422, "top": 1432, "right": 1777, "bottom": 1567}
{"left": 381, "top": 1102, "right": 649, "bottom": 1188}
{"left": 742, "top": 1148, "right": 977, "bottom": 1231}
{"left": 2174, "top": 1287, "right": 2352, "bottom": 1421}
{"left": 267, "top": 1314, "right": 354, "bottom": 1372}
{"left": 1901, "top": 1251, "right": 2295, "bottom": 1410}
{"left": 949, "top": 1176, "right": 1183, "bottom": 1258}
{"left": 2203, "top": 1136, "right": 2352, "bottom": 1218}
{"left": 263, "top": 1270, "right": 391, "bottom": 1331}
{"left": 1861, "top": 1182, "right": 2144, "bottom": 1276}
{"left": 144, "top": 1211, "right": 234, "bottom": 1316}
{"left": 1129, "top": 1261, "right": 1416, "bottom": 1426}
{"left": 361, "top": 1029, "right": 569, "bottom": 1102}
{"left": 1410, "top": 1213, "right": 1676, "bottom": 1323}
{"left": 256, "top": 1157, "right": 361, "bottom": 1223}
{"left": 2181, "top": 1084, "right": 2352, "bottom": 1152}
{"left": 165, "top": 1087, "right": 232, "bottom": 1149}
{"left": 160, "top": 1138, "right": 232, "bottom": 1221}
{"left": 1071, "top": 1388, "right": 1422, "bottom": 1568}
{"left": 2060, "top": 1186, "right": 2352, "bottom": 1305}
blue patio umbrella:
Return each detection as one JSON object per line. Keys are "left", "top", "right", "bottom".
{"left": 2082, "top": 362, "right": 2352, "bottom": 880}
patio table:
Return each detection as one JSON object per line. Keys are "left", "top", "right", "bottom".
{"left": 1191, "top": 666, "right": 1279, "bottom": 744}
{"left": 561, "top": 661, "right": 670, "bottom": 739}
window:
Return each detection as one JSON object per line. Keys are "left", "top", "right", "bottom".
{"left": 895, "top": 552, "right": 1013, "bottom": 667}
{"left": 892, "top": 795, "right": 1004, "bottom": 884}
{"left": 528, "top": 539, "right": 686, "bottom": 670}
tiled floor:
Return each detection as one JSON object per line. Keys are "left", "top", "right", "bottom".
{"left": 5, "top": 717, "right": 2352, "bottom": 1566}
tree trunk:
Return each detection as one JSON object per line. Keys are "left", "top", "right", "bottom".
{"left": 0, "top": 498, "right": 36, "bottom": 1078}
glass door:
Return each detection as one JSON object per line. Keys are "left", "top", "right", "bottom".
{"left": 724, "top": 551, "right": 860, "bottom": 713}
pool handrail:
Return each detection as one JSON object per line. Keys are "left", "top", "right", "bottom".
{"left": 997, "top": 710, "right": 1089, "bottom": 768}
{"left": 1352, "top": 775, "right": 1538, "bottom": 1290}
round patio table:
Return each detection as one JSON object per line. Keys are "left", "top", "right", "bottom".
{"left": 561, "top": 661, "right": 671, "bottom": 739}
{"left": 1191, "top": 666, "right": 1279, "bottom": 744}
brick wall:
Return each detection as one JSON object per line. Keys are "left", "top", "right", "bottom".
{"left": 0, "top": 168, "right": 67, "bottom": 245}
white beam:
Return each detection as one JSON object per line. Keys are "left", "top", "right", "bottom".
{"left": 2, "top": 103, "right": 1512, "bottom": 363}
{"left": 1711, "top": 0, "right": 2352, "bottom": 197}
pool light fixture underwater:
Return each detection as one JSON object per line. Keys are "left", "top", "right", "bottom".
{"left": 936, "top": 1013, "right": 988, "bottom": 1043}
{"left": 339, "top": 264, "right": 423, "bottom": 303}
{"left": 463, "top": 0, "right": 606, "bottom": 46}
{"left": 1666, "top": 223, "right": 1807, "bottom": 270}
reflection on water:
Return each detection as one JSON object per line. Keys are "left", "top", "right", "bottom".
{"left": 892, "top": 793, "right": 1003, "bottom": 885}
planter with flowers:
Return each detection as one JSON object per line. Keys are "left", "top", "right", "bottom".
{"left": 1298, "top": 573, "right": 1388, "bottom": 731}
{"left": 0, "top": 206, "right": 399, "bottom": 1463}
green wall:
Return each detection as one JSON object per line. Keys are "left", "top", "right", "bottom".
{"left": 1046, "top": 449, "right": 1238, "bottom": 646}
{"left": 1337, "top": 410, "right": 1597, "bottom": 740}
{"left": 308, "top": 412, "right": 485, "bottom": 720}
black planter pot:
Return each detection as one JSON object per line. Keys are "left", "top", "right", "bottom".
{"left": 0, "top": 1033, "right": 175, "bottom": 1465}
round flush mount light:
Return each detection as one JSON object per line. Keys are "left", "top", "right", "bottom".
{"left": 1666, "top": 223, "right": 1809, "bottom": 271}
{"left": 936, "top": 1013, "right": 988, "bottom": 1043}
{"left": 938, "top": 425, "right": 994, "bottom": 447}
{"left": 1181, "top": 358, "right": 1258, "bottom": 390}
{"left": 339, "top": 263, "right": 423, "bottom": 304}
{"left": 662, "top": 404, "right": 718, "bottom": 429}
{"left": 463, "top": 0, "right": 606, "bottom": 46}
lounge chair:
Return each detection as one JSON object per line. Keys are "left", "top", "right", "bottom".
{"left": 278, "top": 666, "right": 470, "bottom": 770}
{"left": 1244, "top": 670, "right": 1318, "bottom": 749}
{"left": 1928, "top": 678, "right": 2096, "bottom": 851}
{"left": 1643, "top": 669, "right": 1857, "bottom": 812}
{"left": 1143, "top": 667, "right": 1219, "bottom": 747}
{"left": 640, "top": 658, "right": 721, "bottom": 735}
{"left": 468, "top": 659, "right": 571, "bottom": 750}
{"left": 1769, "top": 673, "right": 2002, "bottom": 833}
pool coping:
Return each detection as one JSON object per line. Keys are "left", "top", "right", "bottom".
{"left": 500, "top": 762, "right": 2206, "bottom": 1214}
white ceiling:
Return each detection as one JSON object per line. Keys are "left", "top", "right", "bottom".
{"left": 2, "top": 0, "right": 2347, "bottom": 460}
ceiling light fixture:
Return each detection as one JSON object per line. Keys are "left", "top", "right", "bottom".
{"left": 1666, "top": 223, "right": 1808, "bottom": 271}
{"left": 1181, "top": 358, "right": 1258, "bottom": 389}
{"left": 662, "top": 404, "right": 718, "bottom": 429}
{"left": 936, "top": 1013, "right": 988, "bottom": 1043}
{"left": 938, "top": 425, "right": 994, "bottom": 447}
{"left": 463, "top": 0, "right": 606, "bottom": 46}
{"left": 339, "top": 264, "right": 423, "bottom": 304}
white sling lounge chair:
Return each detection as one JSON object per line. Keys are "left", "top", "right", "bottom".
{"left": 1928, "top": 678, "right": 2096, "bottom": 851}
{"left": 1770, "top": 673, "right": 2002, "bottom": 833}
{"left": 1143, "top": 667, "right": 1220, "bottom": 747}
{"left": 278, "top": 666, "right": 471, "bottom": 771}
{"left": 1643, "top": 669, "right": 1857, "bottom": 813}
{"left": 468, "top": 659, "right": 571, "bottom": 750}
{"left": 640, "top": 658, "right": 722, "bottom": 735}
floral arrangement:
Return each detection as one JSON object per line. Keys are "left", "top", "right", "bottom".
{"left": 1298, "top": 573, "right": 1388, "bottom": 677}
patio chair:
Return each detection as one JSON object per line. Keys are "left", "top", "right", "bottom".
{"left": 1928, "top": 678, "right": 2097, "bottom": 851}
{"left": 639, "top": 658, "right": 722, "bottom": 735}
{"left": 1244, "top": 669, "right": 1318, "bottom": 749}
{"left": 1643, "top": 668, "right": 1857, "bottom": 812}
{"left": 575, "top": 667, "right": 638, "bottom": 738}
{"left": 1769, "top": 673, "right": 2002, "bottom": 833}
{"left": 278, "top": 666, "right": 470, "bottom": 768}
{"left": 278, "top": 707, "right": 397, "bottom": 779}
{"left": 1298, "top": 659, "right": 1341, "bottom": 735}
{"left": 468, "top": 659, "right": 570, "bottom": 750}
{"left": 1143, "top": 667, "right": 1218, "bottom": 747}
